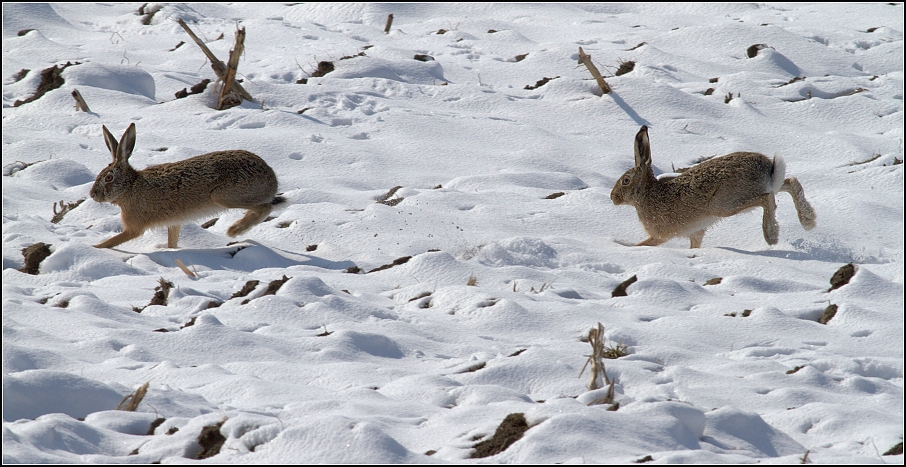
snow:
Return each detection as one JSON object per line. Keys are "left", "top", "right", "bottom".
{"left": 2, "top": 2, "right": 903, "bottom": 463}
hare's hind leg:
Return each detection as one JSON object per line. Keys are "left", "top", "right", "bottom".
{"left": 167, "top": 225, "right": 181, "bottom": 248}
{"left": 226, "top": 203, "right": 273, "bottom": 237}
{"left": 780, "top": 177, "right": 816, "bottom": 230}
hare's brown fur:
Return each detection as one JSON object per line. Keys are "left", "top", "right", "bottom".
{"left": 90, "top": 123, "right": 284, "bottom": 249}
{"left": 611, "top": 126, "right": 816, "bottom": 248}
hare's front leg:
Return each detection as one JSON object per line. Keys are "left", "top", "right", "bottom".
{"left": 95, "top": 229, "right": 143, "bottom": 249}
{"left": 636, "top": 237, "right": 666, "bottom": 247}
{"left": 167, "top": 225, "right": 181, "bottom": 248}
{"left": 689, "top": 229, "right": 706, "bottom": 249}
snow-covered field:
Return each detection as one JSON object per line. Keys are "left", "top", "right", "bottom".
{"left": 2, "top": 3, "right": 903, "bottom": 463}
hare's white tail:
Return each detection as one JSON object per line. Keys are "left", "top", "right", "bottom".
{"left": 771, "top": 154, "right": 786, "bottom": 194}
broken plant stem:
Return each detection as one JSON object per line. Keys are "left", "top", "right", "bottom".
{"left": 51, "top": 199, "right": 84, "bottom": 224}
{"left": 174, "top": 258, "right": 196, "bottom": 278}
{"left": 71, "top": 89, "right": 90, "bottom": 112}
{"left": 117, "top": 381, "right": 150, "bottom": 411}
{"left": 176, "top": 18, "right": 252, "bottom": 103}
{"left": 579, "top": 322, "right": 611, "bottom": 390}
{"left": 578, "top": 47, "right": 611, "bottom": 94}
{"left": 217, "top": 26, "right": 245, "bottom": 110}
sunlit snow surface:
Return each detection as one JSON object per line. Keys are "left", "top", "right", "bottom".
{"left": 2, "top": 3, "right": 903, "bottom": 463}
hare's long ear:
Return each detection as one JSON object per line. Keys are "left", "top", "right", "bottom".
{"left": 117, "top": 123, "right": 137, "bottom": 164}
{"left": 102, "top": 125, "right": 119, "bottom": 162}
{"left": 634, "top": 125, "right": 651, "bottom": 169}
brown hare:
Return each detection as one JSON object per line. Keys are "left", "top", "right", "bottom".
{"left": 90, "top": 123, "right": 285, "bottom": 249}
{"left": 610, "top": 125, "right": 816, "bottom": 248}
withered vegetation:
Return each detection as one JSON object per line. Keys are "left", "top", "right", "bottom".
{"left": 828, "top": 263, "right": 855, "bottom": 292}
{"left": 376, "top": 186, "right": 404, "bottom": 206}
{"left": 51, "top": 199, "right": 84, "bottom": 223}
{"left": 195, "top": 420, "right": 227, "bottom": 459}
{"left": 263, "top": 275, "right": 291, "bottom": 296}
{"left": 19, "top": 242, "right": 52, "bottom": 275}
{"left": 818, "top": 303, "right": 838, "bottom": 324}
{"left": 116, "top": 381, "right": 150, "bottom": 411}
{"left": 470, "top": 413, "right": 530, "bottom": 458}
{"left": 231, "top": 280, "right": 260, "bottom": 299}
{"left": 611, "top": 275, "right": 637, "bottom": 297}
{"left": 368, "top": 256, "right": 412, "bottom": 273}
{"left": 14, "top": 61, "right": 80, "bottom": 107}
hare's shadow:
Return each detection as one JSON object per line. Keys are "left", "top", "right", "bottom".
{"left": 144, "top": 240, "right": 356, "bottom": 272}
{"left": 720, "top": 239, "right": 889, "bottom": 264}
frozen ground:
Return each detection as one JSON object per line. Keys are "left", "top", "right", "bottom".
{"left": 2, "top": 3, "right": 903, "bottom": 463}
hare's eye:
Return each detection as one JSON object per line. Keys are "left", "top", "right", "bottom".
{"left": 621, "top": 176, "right": 631, "bottom": 186}
{"left": 103, "top": 173, "right": 114, "bottom": 183}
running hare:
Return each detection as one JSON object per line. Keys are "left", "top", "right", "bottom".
{"left": 90, "top": 123, "right": 284, "bottom": 249}
{"left": 610, "top": 125, "right": 816, "bottom": 248}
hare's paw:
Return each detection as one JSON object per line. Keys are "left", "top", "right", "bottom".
{"left": 798, "top": 206, "right": 817, "bottom": 230}
{"left": 800, "top": 214, "right": 817, "bottom": 231}
{"left": 226, "top": 205, "right": 274, "bottom": 237}
{"left": 225, "top": 224, "right": 247, "bottom": 237}
{"left": 763, "top": 219, "right": 780, "bottom": 245}
{"left": 636, "top": 237, "right": 665, "bottom": 247}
